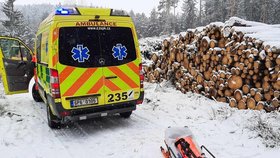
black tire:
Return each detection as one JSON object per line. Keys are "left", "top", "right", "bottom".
{"left": 32, "top": 83, "right": 43, "bottom": 102}
{"left": 120, "top": 111, "right": 132, "bottom": 118}
{"left": 47, "top": 104, "right": 61, "bottom": 129}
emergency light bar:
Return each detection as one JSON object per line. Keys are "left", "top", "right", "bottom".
{"left": 55, "top": 7, "right": 80, "bottom": 15}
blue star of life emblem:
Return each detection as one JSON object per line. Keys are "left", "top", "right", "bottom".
{"left": 71, "top": 44, "right": 90, "bottom": 63}
{"left": 112, "top": 44, "right": 127, "bottom": 60}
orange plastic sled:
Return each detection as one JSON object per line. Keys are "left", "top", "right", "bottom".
{"left": 160, "top": 127, "right": 215, "bottom": 158}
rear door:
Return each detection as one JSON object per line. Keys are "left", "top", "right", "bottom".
{"left": 99, "top": 27, "right": 141, "bottom": 104}
{"left": 0, "top": 37, "right": 34, "bottom": 95}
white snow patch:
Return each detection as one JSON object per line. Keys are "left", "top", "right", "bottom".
{"left": 202, "top": 36, "right": 211, "bottom": 44}
{"left": 1, "top": 82, "right": 280, "bottom": 158}
{"left": 226, "top": 17, "right": 280, "bottom": 48}
{"left": 225, "top": 17, "right": 267, "bottom": 28}
{"left": 214, "top": 47, "right": 222, "bottom": 51}
{"left": 260, "top": 50, "right": 267, "bottom": 60}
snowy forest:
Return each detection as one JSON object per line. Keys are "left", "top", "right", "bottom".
{"left": 133, "top": 0, "right": 280, "bottom": 38}
{"left": 1, "top": 0, "right": 280, "bottom": 46}
{"left": 0, "top": 1, "right": 54, "bottom": 47}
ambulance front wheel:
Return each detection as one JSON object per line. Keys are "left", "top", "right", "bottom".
{"left": 47, "top": 104, "right": 61, "bottom": 129}
{"left": 32, "top": 83, "right": 43, "bottom": 102}
{"left": 120, "top": 111, "right": 132, "bottom": 118}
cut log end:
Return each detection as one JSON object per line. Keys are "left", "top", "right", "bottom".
{"left": 238, "top": 100, "right": 247, "bottom": 110}
{"left": 229, "top": 98, "right": 237, "bottom": 107}
{"left": 247, "top": 98, "right": 256, "bottom": 110}
{"left": 228, "top": 75, "right": 243, "bottom": 90}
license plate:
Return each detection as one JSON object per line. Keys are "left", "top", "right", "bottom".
{"left": 70, "top": 97, "right": 98, "bottom": 107}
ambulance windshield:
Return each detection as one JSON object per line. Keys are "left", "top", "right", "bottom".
{"left": 59, "top": 27, "right": 137, "bottom": 68}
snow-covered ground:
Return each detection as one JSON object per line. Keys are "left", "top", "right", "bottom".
{"left": 0, "top": 81, "right": 279, "bottom": 158}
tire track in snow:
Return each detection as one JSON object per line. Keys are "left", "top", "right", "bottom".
{"left": 31, "top": 101, "right": 164, "bottom": 157}
{"left": 33, "top": 101, "right": 88, "bottom": 138}
{"left": 132, "top": 113, "right": 155, "bottom": 125}
{"left": 32, "top": 101, "right": 77, "bottom": 158}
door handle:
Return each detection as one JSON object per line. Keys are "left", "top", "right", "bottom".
{"left": 105, "top": 76, "right": 118, "bottom": 79}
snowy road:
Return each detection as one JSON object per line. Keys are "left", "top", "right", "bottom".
{"left": 0, "top": 82, "right": 280, "bottom": 158}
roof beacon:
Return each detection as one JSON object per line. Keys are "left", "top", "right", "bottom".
{"left": 55, "top": 7, "right": 80, "bottom": 15}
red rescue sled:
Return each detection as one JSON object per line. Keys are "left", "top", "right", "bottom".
{"left": 160, "top": 127, "right": 215, "bottom": 158}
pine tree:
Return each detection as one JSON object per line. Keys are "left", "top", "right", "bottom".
{"left": 147, "top": 8, "right": 160, "bottom": 37}
{"left": 212, "top": 0, "right": 224, "bottom": 21}
{"left": 158, "top": 0, "right": 172, "bottom": 14}
{"left": 272, "top": 0, "right": 280, "bottom": 23}
{"left": 1, "top": 0, "right": 23, "bottom": 37}
{"left": 134, "top": 13, "right": 148, "bottom": 38}
{"left": 129, "top": 10, "right": 136, "bottom": 21}
{"left": 197, "top": 0, "right": 204, "bottom": 26}
{"left": 170, "top": 0, "right": 179, "bottom": 33}
{"left": 199, "top": 0, "right": 208, "bottom": 25}
{"left": 18, "top": 4, "right": 54, "bottom": 32}
{"left": 173, "top": 14, "right": 181, "bottom": 33}
{"left": 158, "top": 0, "right": 173, "bottom": 35}
{"left": 235, "top": 0, "right": 246, "bottom": 19}
{"left": 170, "top": 0, "right": 179, "bottom": 15}
{"left": 244, "top": 0, "right": 253, "bottom": 20}
{"left": 228, "top": 0, "right": 237, "bottom": 17}
{"left": 204, "top": 0, "right": 217, "bottom": 23}
{"left": 244, "top": 0, "right": 261, "bottom": 22}
{"left": 260, "top": 0, "right": 275, "bottom": 23}
{"left": 1, "top": 0, "right": 34, "bottom": 47}
{"left": 129, "top": 10, "right": 138, "bottom": 37}
{"left": 181, "top": 0, "right": 197, "bottom": 30}
{"left": 220, "top": 0, "right": 228, "bottom": 22}
{"left": 41, "top": 11, "right": 49, "bottom": 21}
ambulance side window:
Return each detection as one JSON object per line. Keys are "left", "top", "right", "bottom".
{"left": 36, "top": 34, "right": 42, "bottom": 63}
{"left": 0, "top": 39, "right": 21, "bottom": 60}
{"left": 41, "top": 32, "right": 49, "bottom": 64}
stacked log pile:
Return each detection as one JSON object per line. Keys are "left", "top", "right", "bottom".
{"left": 143, "top": 23, "right": 280, "bottom": 111}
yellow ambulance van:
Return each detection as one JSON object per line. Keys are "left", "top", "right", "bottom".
{"left": 0, "top": 7, "right": 144, "bottom": 128}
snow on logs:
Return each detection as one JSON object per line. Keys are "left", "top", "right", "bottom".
{"left": 143, "top": 19, "right": 280, "bottom": 112}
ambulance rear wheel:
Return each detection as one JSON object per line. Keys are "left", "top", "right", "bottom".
{"left": 47, "top": 104, "right": 61, "bottom": 129}
{"left": 120, "top": 111, "right": 132, "bottom": 118}
{"left": 32, "top": 83, "right": 43, "bottom": 102}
